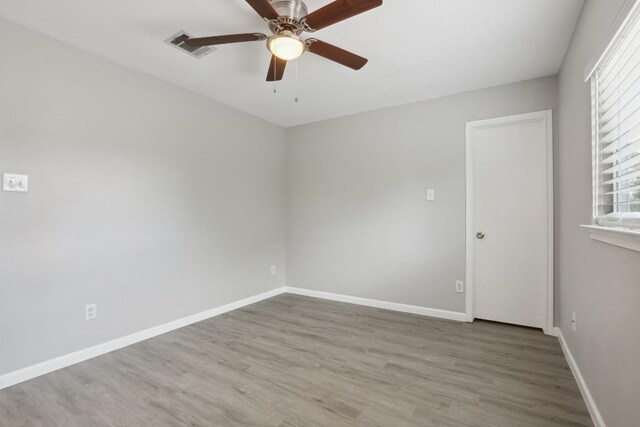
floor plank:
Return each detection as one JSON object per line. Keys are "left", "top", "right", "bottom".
{"left": 0, "top": 294, "right": 592, "bottom": 426}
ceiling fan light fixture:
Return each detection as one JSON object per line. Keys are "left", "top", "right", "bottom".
{"left": 180, "top": 0, "right": 383, "bottom": 81}
{"left": 268, "top": 32, "right": 305, "bottom": 61}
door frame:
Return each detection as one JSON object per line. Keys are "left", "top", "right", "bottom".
{"left": 465, "top": 110, "right": 554, "bottom": 335}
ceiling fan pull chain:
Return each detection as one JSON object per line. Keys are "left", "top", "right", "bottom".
{"left": 295, "top": 58, "right": 299, "bottom": 103}
{"left": 273, "top": 56, "right": 277, "bottom": 93}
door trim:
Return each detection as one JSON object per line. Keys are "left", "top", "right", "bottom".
{"left": 465, "top": 110, "right": 554, "bottom": 334}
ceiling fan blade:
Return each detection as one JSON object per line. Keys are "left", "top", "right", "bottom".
{"left": 246, "top": 0, "right": 280, "bottom": 21}
{"left": 306, "top": 39, "right": 368, "bottom": 70}
{"left": 184, "top": 33, "right": 267, "bottom": 48}
{"left": 303, "top": 0, "right": 382, "bottom": 31}
{"left": 267, "top": 55, "right": 287, "bottom": 81}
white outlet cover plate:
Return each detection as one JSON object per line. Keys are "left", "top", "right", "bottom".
{"left": 426, "top": 189, "right": 435, "bottom": 201}
{"left": 85, "top": 304, "right": 97, "bottom": 320}
{"left": 3, "top": 173, "right": 28, "bottom": 192}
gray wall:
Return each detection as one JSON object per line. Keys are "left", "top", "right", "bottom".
{"left": 0, "top": 18, "right": 286, "bottom": 375}
{"left": 286, "top": 76, "right": 557, "bottom": 313}
{"left": 557, "top": 0, "right": 640, "bottom": 424}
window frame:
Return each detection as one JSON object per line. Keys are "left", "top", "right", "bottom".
{"left": 583, "top": 0, "right": 640, "bottom": 251}
{"left": 589, "top": 4, "right": 640, "bottom": 231}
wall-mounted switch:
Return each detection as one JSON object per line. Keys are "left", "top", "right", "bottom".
{"left": 3, "top": 173, "right": 28, "bottom": 192}
{"left": 426, "top": 189, "right": 435, "bottom": 201}
{"left": 271, "top": 265, "right": 276, "bottom": 275}
{"left": 455, "top": 280, "right": 464, "bottom": 293}
{"left": 85, "top": 304, "right": 97, "bottom": 321}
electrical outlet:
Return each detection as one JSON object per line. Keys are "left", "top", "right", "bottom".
{"left": 85, "top": 304, "right": 97, "bottom": 321}
{"left": 455, "top": 280, "right": 464, "bottom": 293}
{"left": 271, "top": 265, "right": 276, "bottom": 275}
{"left": 426, "top": 189, "right": 435, "bottom": 201}
{"left": 571, "top": 311, "right": 576, "bottom": 331}
{"left": 2, "top": 173, "right": 28, "bottom": 192}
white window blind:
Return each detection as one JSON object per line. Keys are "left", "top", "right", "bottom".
{"left": 592, "top": 5, "right": 640, "bottom": 229}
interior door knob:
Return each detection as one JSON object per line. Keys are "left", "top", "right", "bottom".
{"left": 476, "top": 231, "right": 485, "bottom": 239}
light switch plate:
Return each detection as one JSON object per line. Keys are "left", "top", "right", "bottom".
{"left": 426, "top": 189, "right": 435, "bottom": 201}
{"left": 3, "top": 173, "right": 29, "bottom": 192}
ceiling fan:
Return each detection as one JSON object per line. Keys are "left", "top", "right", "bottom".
{"left": 184, "top": 0, "right": 383, "bottom": 81}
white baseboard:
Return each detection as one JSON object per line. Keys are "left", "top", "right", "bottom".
{"left": 0, "top": 286, "right": 287, "bottom": 391}
{"left": 285, "top": 287, "right": 466, "bottom": 322}
{"left": 554, "top": 327, "right": 606, "bottom": 427}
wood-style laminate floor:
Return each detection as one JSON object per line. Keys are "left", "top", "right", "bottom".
{"left": 0, "top": 294, "right": 592, "bottom": 426}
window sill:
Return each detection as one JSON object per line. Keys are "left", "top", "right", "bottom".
{"left": 580, "top": 225, "right": 640, "bottom": 253}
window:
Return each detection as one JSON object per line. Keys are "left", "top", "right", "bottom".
{"left": 591, "top": 6, "right": 640, "bottom": 230}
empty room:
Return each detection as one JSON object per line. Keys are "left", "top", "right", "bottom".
{"left": 1, "top": 0, "right": 639, "bottom": 425}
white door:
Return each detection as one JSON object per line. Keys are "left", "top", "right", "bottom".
{"left": 466, "top": 111, "right": 553, "bottom": 332}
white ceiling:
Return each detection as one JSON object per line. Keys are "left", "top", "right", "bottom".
{"left": 0, "top": 0, "right": 583, "bottom": 127}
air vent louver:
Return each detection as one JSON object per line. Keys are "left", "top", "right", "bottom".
{"left": 165, "top": 31, "right": 216, "bottom": 58}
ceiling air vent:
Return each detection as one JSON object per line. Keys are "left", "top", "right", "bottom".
{"left": 165, "top": 30, "right": 216, "bottom": 58}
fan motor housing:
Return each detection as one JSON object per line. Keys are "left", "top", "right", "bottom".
{"left": 268, "top": 0, "right": 309, "bottom": 35}
{"left": 271, "top": 0, "right": 308, "bottom": 19}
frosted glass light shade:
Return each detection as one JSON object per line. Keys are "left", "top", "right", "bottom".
{"left": 268, "top": 34, "right": 305, "bottom": 60}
